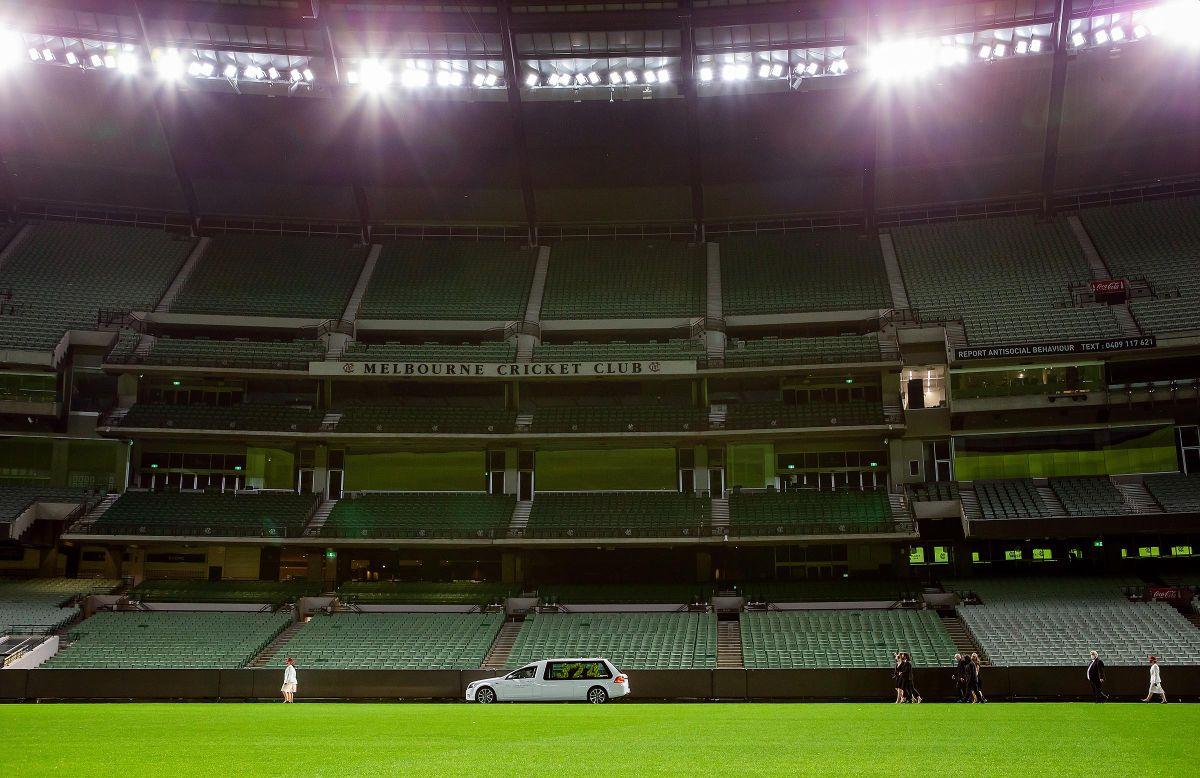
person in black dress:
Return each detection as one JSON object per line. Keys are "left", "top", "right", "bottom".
{"left": 900, "top": 652, "right": 921, "bottom": 703}
{"left": 893, "top": 652, "right": 905, "bottom": 704}
{"left": 954, "top": 653, "right": 970, "bottom": 702}
{"left": 969, "top": 653, "right": 986, "bottom": 703}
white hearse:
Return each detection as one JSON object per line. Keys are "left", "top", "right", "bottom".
{"left": 466, "top": 658, "right": 630, "bottom": 704}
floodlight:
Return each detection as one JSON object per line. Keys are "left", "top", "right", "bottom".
{"left": 1110, "top": 26, "right": 1126, "bottom": 41}
{"left": 829, "top": 59, "right": 848, "bottom": 75}
{"left": 1155, "top": 1, "right": 1200, "bottom": 46}
{"left": 643, "top": 69, "right": 657, "bottom": 84}
{"left": 804, "top": 61, "right": 819, "bottom": 75}
{"left": 770, "top": 63, "right": 784, "bottom": 78}
{"left": 472, "top": 72, "right": 485, "bottom": 87}
{"left": 1094, "top": 29, "right": 1110, "bottom": 45}
{"left": 871, "top": 39, "right": 937, "bottom": 80}
{"left": 1071, "top": 32, "right": 1087, "bottom": 47}
{"left": 446, "top": 70, "right": 462, "bottom": 87}
{"left": 608, "top": 71, "right": 622, "bottom": 84}
{"left": 1016, "top": 40, "right": 1029, "bottom": 54}
{"left": 117, "top": 52, "right": 139, "bottom": 74}
{"left": 66, "top": 51, "right": 78, "bottom": 65}
{"left": 524, "top": 72, "right": 539, "bottom": 87}
{"left": 1030, "top": 39, "right": 1044, "bottom": 52}
{"left": 201, "top": 61, "right": 215, "bottom": 77}
{"left": 42, "top": 48, "right": 54, "bottom": 62}
{"left": 27, "top": 47, "right": 38, "bottom": 62}
{"left": 90, "top": 53, "right": 103, "bottom": 67}
{"left": 656, "top": 68, "right": 670, "bottom": 83}
{"left": 105, "top": 54, "right": 117, "bottom": 69}
{"left": 223, "top": 63, "right": 239, "bottom": 79}
{"left": 155, "top": 49, "right": 184, "bottom": 80}
{"left": 290, "top": 68, "right": 303, "bottom": 82}
{"left": 303, "top": 68, "right": 313, "bottom": 82}
{"left": 587, "top": 71, "right": 600, "bottom": 85}
{"left": 244, "top": 64, "right": 265, "bottom": 80}
{"left": 267, "top": 66, "right": 280, "bottom": 80}
{"left": 698, "top": 66, "right": 713, "bottom": 82}
{"left": 360, "top": 59, "right": 392, "bottom": 90}
{"left": 992, "top": 43, "right": 1007, "bottom": 57}
{"left": 1134, "top": 24, "right": 1149, "bottom": 39}
{"left": 757, "top": 63, "right": 771, "bottom": 78}
{"left": 978, "top": 44, "right": 992, "bottom": 59}
{"left": 400, "top": 68, "right": 428, "bottom": 88}
{"left": 547, "top": 73, "right": 561, "bottom": 86}
{"left": 574, "top": 73, "right": 587, "bottom": 86}
{"left": 624, "top": 69, "right": 637, "bottom": 83}
{"left": 484, "top": 73, "right": 497, "bottom": 86}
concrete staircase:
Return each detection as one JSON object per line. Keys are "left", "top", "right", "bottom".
{"left": 940, "top": 613, "right": 989, "bottom": 665}
{"left": 705, "top": 242, "right": 723, "bottom": 319}
{"left": 69, "top": 493, "right": 119, "bottom": 533}
{"left": 888, "top": 492, "right": 910, "bottom": 522}
{"left": 710, "top": 497, "right": 729, "bottom": 531}
{"left": 1036, "top": 486, "right": 1067, "bottom": 517}
{"left": 248, "top": 617, "right": 303, "bottom": 668}
{"left": 959, "top": 489, "right": 982, "bottom": 520}
{"left": 510, "top": 500, "right": 532, "bottom": 535}
{"left": 1111, "top": 305, "right": 1142, "bottom": 337}
{"left": 716, "top": 619, "right": 743, "bottom": 669}
{"left": 482, "top": 621, "right": 523, "bottom": 670}
{"left": 522, "top": 245, "right": 551, "bottom": 323}
{"left": 341, "top": 243, "right": 382, "bottom": 322}
{"left": 155, "top": 236, "right": 211, "bottom": 312}
{"left": 1117, "top": 482, "right": 1160, "bottom": 514}
{"left": 1068, "top": 215, "right": 1113, "bottom": 280}
{"left": 305, "top": 499, "right": 337, "bottom": 536}
{"left": 0, "top": 223, "right": 34, "bottom": 270}
{"left": 944, "top": 322, "right": 967, "bottom": 352}
{"left": 319, "top": 411, "right": 342, "bottom": 432}
{"left": 878, "top": 233, "right": 911, "bottom": 310}
{"left": 708, "top": 404, "right": 727, "bottom": 428}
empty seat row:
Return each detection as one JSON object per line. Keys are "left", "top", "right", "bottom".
{"left": 138, "top": 337, "right": 326, "bottom": 370}
{"left": 526, "top": 492, "right": 712, "bottom": 538}
{"left": 728, "top": 489, "right": 893, "bottom": 535}
{"left": 321, "top": 493, "right": 515, "bottom": 539}
{"left": 507, "top": 612, "right": 717, "bottom": 670}
{"left": 725, "top": 334, "right": 882, "bottom": 367}
{"left": 540, "top": 240, "right": 705, "bottom": 319}
{"left": 741, "top": 609, "right": 956, "bottom": 669}
{"left": 532, "top": 339, "right": 704, "bottom": 363}
{"left": 342, "top": 341, "right": 516, "bottom": 363}
{"left": 90, "top": 490, "right": 318, "bottom": 538}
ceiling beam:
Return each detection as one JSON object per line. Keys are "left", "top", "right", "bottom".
{"left": 679, "top": 1, "right": 705, "bottom": 241}
{"left": 1040, "top": 0, "right": 1071, "bottom": 215}
{"left": 498, "top": 4, "right": 539, "bottom": 245}
{"left": 132, "top": 0, "right": 201, "bottom": 234}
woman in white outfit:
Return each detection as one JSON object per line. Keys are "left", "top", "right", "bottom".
{"left": 1141, "top": 656, "right": 1166, "bottom": 703}
{"left": 281, "top": 657, "right": 298, "bottom": 703}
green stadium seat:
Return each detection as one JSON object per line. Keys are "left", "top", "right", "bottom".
{"left": 1049, "top": 477, "right": 1130, "bottom": 516}
{"left": 342, "top": 341, "right": 516, "bottom": 362}
{"left": 138, "top": 337, "right": 325, "bottom": 370}
{"left": 0, "top": 222, "right": 194, "bottom": 351}
{"left": 89, "top": 490, "right": 318, "bottom": 538}
{"left": 0, "top": 578, "right": 118, "bottom": 634}
{"left": 720, "top": 232, "right": 892, "bottom": 315}
{"left": 117, "top": 403, "right": 324, "bottom": 433}
{"left": 171, "top": 234, "right": 368, "bottom": 318}
{"left": 723, "top": 399, "right": 884, "bottom": 429}
{"left": 358, "top": 240, "right": 536, "bottom": 320}
{"left": 1144, "top": 473, "right": 1200, "bottom": 513}
{"left": 337, "top": 581, "right": 514, "bottom": 605}
{"left": 891, "top": 215, "right": 1122, "bottom": 345}
{"left": 1080, "top": 196, "right": 1200, "bottom": 334}
{"left": 43, "top": 610, "right": 292, "bottom": 669}
{"left": 540, "top": 240, "right": 705, "bottom": 319}
{"left": 335, "top": 404, "right": 516, "bottom": 434}
{"left": 741, "top": 610, "right": 956, "bottom": 669}
{"left": 322, "top": 493, "right": 515, "bottom": 539}
{"left": 269, "top": 612, "right": 503, "bottom": 670}
{"left": 528, "top": 404, "right": 706, "bottom": 434}
{"left": 724, "top": 334, "right": 881, "bottom": 367}
{"left": 525, "top": 492, "right": 711, "bottom": 538}
{"left": 128, "top": 579, "right": 321, "bottom": 604}
{"left": 507, "top": 612, "right": 717, "bottom": 670}
{"left": 532, "top": 339, "right": 704, "bottom": 363}
{"left": 973, "top": 479, "right": 1050, "bottom": 520}
{"left": 728, "top": 489, "right": 893, "bottom": 535}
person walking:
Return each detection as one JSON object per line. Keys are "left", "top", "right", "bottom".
{"left": 1141, "top": 656, "right": 1167, "bottom": 703}
{"left": 281, "top": 657, "right": 298, "bottom": 703}
{"left": 954, "top": 653, "right": 969, "bottom": 702}
{"left": 900, "top": 652, "right": 921, "bottom": 704}
{"left": 969, "top": 653, "right": 986, "bottom": 703}
{"left": 1086, "top": 650, "right": 1107, "bottom": 702}
{"left": 893, "top": 652, "right": 905, "bottom": 704}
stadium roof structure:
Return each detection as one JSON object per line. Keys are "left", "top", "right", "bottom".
{"left": 0, "top": 0, "right": 1197, "bottom": 240}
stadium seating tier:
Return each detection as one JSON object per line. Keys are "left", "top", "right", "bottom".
{"left": 91, "top": 490, "right": 318, "bottom": 537}
{"left": 539, "top": 240, "right": 705, "bottom": 319}
{"left": 507, "top": 612, "right": 717, "bottom": 670}
{"left": 741, "top": 609, "right": 956, "bottom": 669}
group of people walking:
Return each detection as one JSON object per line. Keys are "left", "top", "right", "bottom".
{"left": 1088, "top": 651, "right": 1168, "bottom": 703}
{"left": 888, "top": 651, "right": 1168, "bottom": 703}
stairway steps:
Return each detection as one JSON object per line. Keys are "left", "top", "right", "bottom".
{"left": 1116, "top": 482, "right": 1161, "bottom": 514}
{"left": 248, "top": 618, "right": 303, "bottom": 668}
{"left": 878, "top": 233, "right": 911, "bottom": 310}
{"left": 69, "top": 493, "right": 119, "bottom": 533}
{"left": 716, "top": 620, "right": 743, "bottom": 669}
{"left": 482, "top": 621, "right": 523, "bottom": 670}
{"left": 1036, "top": 485, "right": 1067, "bottom": 517}
{"left": 941, "top": 614, "right": 990, "bottom": 665}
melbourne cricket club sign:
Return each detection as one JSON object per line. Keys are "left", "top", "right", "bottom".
{"left": 309, "top": 360, "right": 698, "bottom": 378}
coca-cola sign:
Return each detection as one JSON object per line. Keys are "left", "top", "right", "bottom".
{"left": 1147, "top": 586, "right": 1193, "bottom": 605}
{"left": 1091, "top": 279, "right": 1128, "bottom": 294}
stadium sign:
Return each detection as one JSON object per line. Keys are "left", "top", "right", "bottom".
{"left": 309, "top": 360, "right": 698, "bottom": 378}
{"left": 953, "top": 336, "right": 1156, "bottom": 362}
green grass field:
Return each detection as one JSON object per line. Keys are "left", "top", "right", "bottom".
{"left": 2, "top": 703, "right": 1195, "bottom": 776}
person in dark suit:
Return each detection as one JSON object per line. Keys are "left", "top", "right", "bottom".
{"left": 899, "top": 652, "right": 920, "bottom": 703}
{"left": 893, "top": 652, "right": 905, "bottom": 704}
{"left": 954, "top": 653, "right": 970, "bottom": 702}
{"left": 969, "top": 653, "right": 986, "bottom": 703}
{"left": 1087, "top": 650, "right": 1107, "bottom": 702}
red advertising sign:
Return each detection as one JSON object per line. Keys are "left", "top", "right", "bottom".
{"left": 1146, "top": 586, "right": 1193, "bottom": 605}
{"left": 1091, "top": 279, "right": 1127, "bottom": 294}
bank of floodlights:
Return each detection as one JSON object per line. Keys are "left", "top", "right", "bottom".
{"left": 1071, "top": 2, "right": 1200, "bottom": 51}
